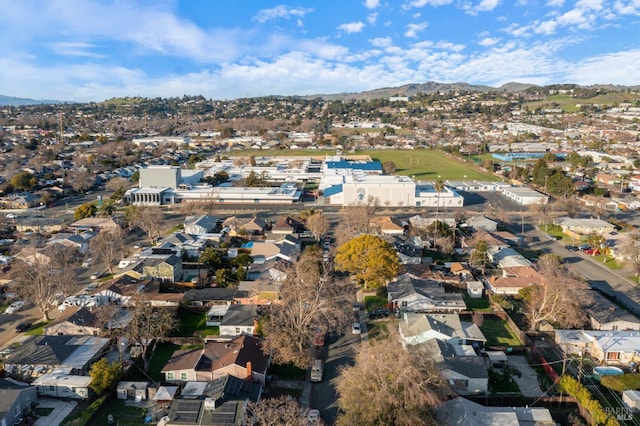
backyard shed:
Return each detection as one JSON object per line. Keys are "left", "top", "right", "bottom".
{"left": 117, "top": 381, "right": 150, "bottom": 401}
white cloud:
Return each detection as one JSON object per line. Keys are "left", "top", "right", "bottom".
{"left": 367, "top": 13, "right": 379, "bottom": 25}
{"left": 402, "top": 0, "right": 454, "bottom": 10}
{"left": 405, "top": 22, "right": 428, "bottom": 38}
{"left": 253, "top": 5, "right": 314, "bottom": 23}
{"left": 338, "top": 21, "right": 366, "bottom": 33}
{"left": 547, "top": 0, "right": 564, "bottom": 6}
{"left": 576, "top": 0, "right": 603, "bottom": 11}
{"left": 49, "top": 41, "right": 104, "bottom": 58}
{"left": 364, "top": 0, "right": 381, "bottom": 9}
{"left": 614, "top": 0, "right": 640, "bottom": 15}
{"left": 464, "top": 0, "right": 500, "bottom": 15}
{"left": 478, "top": 37, "right": 499, "bottom": 46}
{"left": 567, "top": 50, "right": 640, "bottom": 84}
{"left": 370, "top": 37, "right": 393, "bottom": 47}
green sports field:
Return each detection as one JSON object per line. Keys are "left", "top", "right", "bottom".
{"left": 230, "top": 149, "right": 497, "bottom": 181}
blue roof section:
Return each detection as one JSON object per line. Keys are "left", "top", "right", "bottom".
{"left": 326, "top": 160, "right": 383, "bottom": 171}
{"left": 323, "top": 184, "right": 343, "bottom": 197}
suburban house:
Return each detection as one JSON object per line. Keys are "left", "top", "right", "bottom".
{"left": 467, "top": 216, "right": 498, "bottom": 232}
{"left": 485, "top": 266, "right": 543, "bottom": 295}
{"left": 387, "top": 273, "right": 466, "bottom": 313}
{"left": 370, "top": 216, "right": 405, "bottom": 235}
{"left": 554, "top": 329, "right": 640, "bottom": 364}
{"left": 466, "top": 281, "right": 484, "bottom": 298}
{"left": 4, "top": 335, "right": 109, "bottom": 379}
{"left": 0, "top": 378, "right": 38, "bottom": 426}
{"left": 183, "top": 288, "right": 238, "bottom": 307}
{"left": 441, "top": 357, "right": 489, "bottom": 395}
{"left": 270, "top": 216, "right": 303, "bottom": 235}
{"left": 249, "top": 238, "right": 300, "bottom": 263}
{"left": 184, "top": 214, "right": 218, "bottom": 235}
{"left": 555, "top": 217, "right": 616, "bottom": 237}
{"left": 165, "top": 375, "right": 262, "bottom": 426}
{"left": 488, "top": 247, "right": 533, "bottom": 269}
{"left": 69, "top": 217, "right": 120, "bottom": 233}
{"left": 47, "top": 231, "right": 95, "bottom": 254}
{"left": 224, "top": 216, "right": 267, "bottom": 237}
{"left": 33, "top": 373, "right": 92, "bottom": 399}
{"left": 234, "top": 280, "right": 282, "bottom": 305}
{"left": 587, "top": 291, "right": 640, "bottom": 331}
{"left": 219, "top": 304, "right": 260, "bottom": 337}
{"left": 45, "top": 307, "right": 103, "bottom": 336}
{"left": 142, "top": 253, "right": 182, "bottom": 282}
{"left": 399, "top": 312, "right": 486, "bottom": 350}
{"left": 162, "top": 335, "right": 270, "bottom": 385}
{"left": 435, "top": 397, "right": 556, "bottom": 425}
{"left": 163, "top": 233, "right": 211, "bottom": 259}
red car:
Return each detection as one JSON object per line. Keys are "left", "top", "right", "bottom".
{"left": 584, "top": 248, "right": 600, "bottom": 255}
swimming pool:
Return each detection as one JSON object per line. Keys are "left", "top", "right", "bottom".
{"left": 594, "top": 366, "right": 624, "bottom": 376}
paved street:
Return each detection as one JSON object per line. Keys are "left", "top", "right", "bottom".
{"left": 522, "top": 223, "right": 640, "bottom": 317}
{"left": 309, "top": 318, "right": 364, "bottom": 425}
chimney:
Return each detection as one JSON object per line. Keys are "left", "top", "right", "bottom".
{"left": 246, "top": 361, "right": 252, "bottom": 380}
{"left": 253, "top": 318, "right": 259, "bottom": 336}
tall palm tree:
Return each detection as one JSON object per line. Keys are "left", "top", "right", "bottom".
{"left": 433, "top": 177, "right": 445, "bottom": 248}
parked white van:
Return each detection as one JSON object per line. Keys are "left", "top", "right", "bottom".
{"left": 310, "top": 359, "right": 324, "bottom": 382}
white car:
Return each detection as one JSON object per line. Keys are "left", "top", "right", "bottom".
{"left": 307, "top": 409, "right": 321, "bottom": 425}
{"left": 351, "top": 322, "right": 362, "bottom": 335}
{"left": 5, "top": 213, "right": 18, "bottom": 219}
{"left": 5, "top": 300, "right": 25, "bottom": 314}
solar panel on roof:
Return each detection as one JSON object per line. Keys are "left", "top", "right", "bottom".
{"left": 226, "top": 378, "right": 242, "bottom": 396}
{"left": 211, "top": 412, "right": 236, "bottom": 424}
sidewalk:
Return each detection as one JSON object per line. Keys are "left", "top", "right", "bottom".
{"left": 34, "top": 398, "right": 77, "bottom": 426}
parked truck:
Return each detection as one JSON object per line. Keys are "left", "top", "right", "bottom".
{"left": 310, "top": 359, "right": 324, "bottom": 382}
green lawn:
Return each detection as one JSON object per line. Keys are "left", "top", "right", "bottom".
{"left": 171, "top": 306, "right": 219, "bottom": 337}
{"left": 232, "top": 149, "right": 497, "bottom": 181}
{"left": 62, "top": 395, "right": 107, "bottom": 426}
{"left": 364, "top": 295, "right": 388, "bottom": 311}
{"left": 25, "top": 321, "right": 49, "bottom": 335}
{"left": 92, "top": 399, "right": 148, "bottom": 426}
{"left": 479, "top": 317, "right": 522, "bottom": 347}
{"left": 489, "top": 368, "right": 521, "bottom": 394}
{"left": 128, "top": 342, "right": 179, "bottom": 383}
{"left": 463, "top": 295, "right": 492, "bottom": 311}
{"left": 268, "top": 363, "right": 306, "bottom": 379}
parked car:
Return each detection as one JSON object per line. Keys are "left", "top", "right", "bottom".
{"left": 84, "top": 283, "right": 99, "bottom": 293}
{"left": 90, "top": 272, "right": 101, "bottom": 280}
{"left": 5, "top": 300, "right": 24, "bottom": 314}
{"left": 14, "top": 322, "right": 31, "bottom": 332}
{"left": 584, "top": 248, "right": 601, "bottom": 255}
{"left": 307, "top": 409, "right": 321, "bottom": 425}
{"left": 578, "top": 243, "right": 591, "bottom": 251}
{"left": 351, "top": 322, "right": 362, "bottom": 334}
{"left": 369, "top": 308, "right": 390, "bottom": 318}
{"left": 352, "top": 302, "right": 361, "bottom": 312}
{"left": 564, "top": 245, "right": 579, "bottom": 252}
{"left": 81, "top": 258, "right": 93, "bottom": 268}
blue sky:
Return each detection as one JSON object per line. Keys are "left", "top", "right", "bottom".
{"left": 0, "top": 0, "right": 638, "bottom": 102}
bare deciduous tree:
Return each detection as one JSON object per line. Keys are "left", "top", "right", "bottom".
{"left": 90, "top": 227, "right": 126, "bottom": 275}
{"left": 130, "top": 206, "right": 163, "bottom": 245}
{"left": 519, "top": 254, "right": 591, "bottom": 331}
{"left": 623, "top": 233, "right": 640, "bottom": 278}
{"left": 305, "top": 212, "right": 329, "bottom": 239}
{"left": 125, "top": 297, "right": 177, "bottom": 373}
{"left": 12, "top": 245, "right": 79, "bottom": 321}
{"left": 245, "top": 396, "right": 322, "bottom": 426}
{"left": 261, "top": 248, "right": 353, "bottom": 368}
{"left": 335, "top": 329, "right": 445, "bottom": 426}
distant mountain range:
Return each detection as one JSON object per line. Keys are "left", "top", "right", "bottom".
{"left": 2, "top": 81, "right": 639, "bottom": 105}
{"left": 0, "top": 95, "right": 66, "bottom": 106}
{"left": 305, "top": 81, "right": 533, "bottom": 101}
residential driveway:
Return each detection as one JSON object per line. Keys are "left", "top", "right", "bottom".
{"left": 34, "top": 398, "right": 77, "bottom": 426}
{"left": 508, "top": 355, "right": 544, "bottom": 397}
